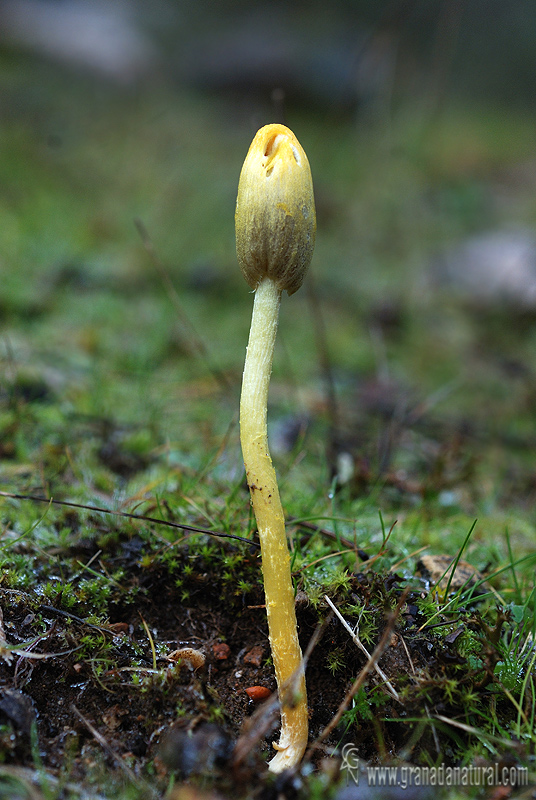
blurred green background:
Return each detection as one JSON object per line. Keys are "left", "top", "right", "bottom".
{"left": 1, "top": 0, "right": 536, "bottom": 542}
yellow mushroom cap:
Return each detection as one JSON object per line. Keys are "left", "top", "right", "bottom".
{"left": 235, "top": 124, "right": 316, "bottom": 296}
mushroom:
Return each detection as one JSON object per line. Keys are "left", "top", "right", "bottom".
{"left": 235, "top": 123, "right": 316, "bottom": 772}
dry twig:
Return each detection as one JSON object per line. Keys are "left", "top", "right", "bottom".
{"left": 71, "top": 705, "right": 157, "bottom": 796}
{"left": 324, "top": 595, "right": 399, "bottom": 701}
{"left": 232, "top": 613, "right": 332, "bottom": 769}
{"left": 304, "top": 589, "right": 409, "bottom": 763}
{"left": 0, "top": 491, "right": 259, "bottom": 548}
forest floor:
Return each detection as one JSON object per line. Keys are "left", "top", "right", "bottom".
{"left": 0, "top": 48, "right": 535, "bottom": 800}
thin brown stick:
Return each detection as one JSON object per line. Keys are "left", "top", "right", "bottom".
{"left": 231, "top": 691, "right": 280, "bottom": 769}
{"left": 232, "top": 613, "right": 332, "bottom": 769}
{"left": 0, "top": 491, "right": 259, "bottom": 549}
{"left": 288, "top": 516, "right": 370, "bottom": 560}
{"left": 0, "top": 598, "right": 128, "bottom": 644}
{"left": 71, "top": 704, "right": 155, "bottom": 794}
{"left": 324, "top": 595, "right": 399, "bottom": 701}
{"left": 398, "top": 633, "right": 440, "bottom": 755}
{"left": 304, "top": 589, "right": 409, "bottom": 762}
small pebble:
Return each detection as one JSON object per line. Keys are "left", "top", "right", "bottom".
{"left": 212, "top": 642, "right": 231, "bottom": 661}
{"left": 245, "top": 685, "right": 271, "bottom": 703}
{"left": 243, "top": 645, "right": 264, "bottom": 667}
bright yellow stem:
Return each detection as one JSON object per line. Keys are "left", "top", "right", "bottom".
{"left": 240, "top": 276, "right": 308, "bottom": 773}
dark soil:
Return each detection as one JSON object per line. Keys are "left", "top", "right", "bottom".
{"left": 0, "top": 533, "right": 520, "bottom": 800}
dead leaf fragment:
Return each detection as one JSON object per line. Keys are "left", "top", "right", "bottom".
{"left": 417, "top": 555, "right": 488, "bottom": 595}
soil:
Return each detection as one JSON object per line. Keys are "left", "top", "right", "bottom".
{"left": 0, "top": 554, "right": 375, "bottom": 786}
{"left": 0, "top": 533, "right": 523, "bottom": 798}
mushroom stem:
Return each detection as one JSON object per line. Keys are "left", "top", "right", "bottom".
{"left": 240, "top": 275, "right": 307, "bottom": 773}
